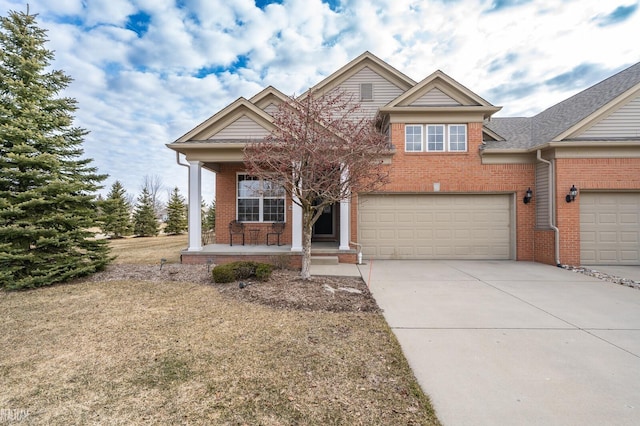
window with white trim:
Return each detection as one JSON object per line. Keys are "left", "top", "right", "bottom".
{"left": 405, "top": 125, "right": 423, "bottom": 152}
{"left": 427, "top": 125, "right": 445, "bottom": 151}
{"left": 237, "top": 174, "right": 285, "bottom": 222}
{"left": 448, "top": 125, "right": 467, "bottom": 151}
{"left": 405, "top": 124, "right": 467, "bottom": 152}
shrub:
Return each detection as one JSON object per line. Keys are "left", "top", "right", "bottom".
{"left": 211, "top": 261, "right": 274, "bottom": 283}
{"left": 211, "top": 264, "right": 236, "bottom": 283}
{"left": 255, "top": 263, "right": 274, "bottom": 281}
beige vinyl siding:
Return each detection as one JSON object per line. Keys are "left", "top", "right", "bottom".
{"left": 409, "top": 88, "right": 461, "bottom": 106}
{"left": 358, "top": 194, "right": 512, "bottom": 260}
{"left": 263, "top": 103, "right": 279, "bottom": 116}
{"left": 335, "top": 66, "right": 406, "bottom": 120}
{"left": 210, "top": 115, "right": 270, "bottom": 140}
{"left": 579, "top": 96, "right": 640, "bottom": 138}
{"left": 535, "top": 162, "right": 550, "bottom": 228}
{"left": 580, "top": 193, "right": 640, "bottom": 265}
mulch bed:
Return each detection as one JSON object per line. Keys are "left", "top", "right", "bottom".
{"left": 83, "top": 264, "right": 379, "bottom": 313}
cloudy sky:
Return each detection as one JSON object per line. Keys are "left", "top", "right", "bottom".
{"left": 1, "top": 0, "right": 639, "bottom": 203}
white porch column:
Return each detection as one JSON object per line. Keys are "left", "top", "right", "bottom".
{"left": 339, "top": 166, "right": 350, "bottom": 250}
{"left": 291, "top": 198, "right": 302, "bottom": 252}
{"left": 187, "top": 160, "right": 202, "bottom": 251}
{"left": 339, "top": 199, "right": 350, "bottom": 250}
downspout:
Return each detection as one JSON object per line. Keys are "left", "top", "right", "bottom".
{"left": 536, "top": 150, "right": 561, "bottom": 266}
{"left": 176, "top": 152, "right": 190, "bottom": 260}
{"left": 176, "top": 151, "right": 189, "bottom": 169}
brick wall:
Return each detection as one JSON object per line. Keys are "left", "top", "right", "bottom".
{"left": 182, "top": 252, "right": 302, "bottom": 268}
{"left": 216, "top": 163, "right": 293, "bottom": 246}
{"left": 555, "top": 157, "right": 640, "bottom": 265}
{"left": 372, "top": 122, "right": 536, "bottom": 260}
{"left": 534, "top": 229, "right": 556, "bottom": 265}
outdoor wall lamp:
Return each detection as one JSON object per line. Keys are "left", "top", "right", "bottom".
{"left": 523, "top": 187, "right": 533, "bottom": 204}
{"left": 566, "top": 185, "right": 578, "bottom": 203}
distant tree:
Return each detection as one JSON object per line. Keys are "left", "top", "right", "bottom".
{"left": 0, "top": 9, "right": 110, "bottom": 289}
{"left": 164, "top": 187, "right": 187, "bottom": 235}
{"left": 142, "top": 174, "right": 164, "bottom": 217}
{"left": 244, "top": 89, "right": 390, "bottom": 279}
{"left": 100, "top": 181, "right": 132, "bottom": 238}
{"left": 132, "top": 187, "right": 159, "bottom": 237}
{"left": 203, "top": 200, "right": 216, "bottom": 231}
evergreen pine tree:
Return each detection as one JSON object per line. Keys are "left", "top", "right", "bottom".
{"left": 204, "top": 200, "right": 216, "bottom": 231}
{"left": 132, "top": 187, "right": 159, "bottom": 237}
{"left": 164, "top": 187, "right": 187, "bottom": 235}
{"left": 0, "top": 9, "right": 110, "bottom": 289}
{"left": 101, "top": 181, "right": 132, "bottom": 238}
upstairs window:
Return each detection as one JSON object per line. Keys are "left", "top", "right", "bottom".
{"left": 405, "top": 125, "right": 423, "bottom": 152}
{"left": 237, "top": 174, "right": 285, "bottom": 222}
{"left": 448, "top": 125, "right": 467, "bottom": 151}
{"left": 405, "top": 124, "right": 467, "bottom": 153}
{"left": 427, "top": 125, "right": 445, "bottom": 151}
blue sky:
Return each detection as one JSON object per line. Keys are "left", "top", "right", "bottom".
{"left": 1, "top": 0, "right": 639, "bottom": 202}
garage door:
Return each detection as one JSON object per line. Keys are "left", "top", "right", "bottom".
{"left": 580, "top": 193, "right": 640, "bottom": 265}
{"left": 358, "top": 194, "right": 512, "bottom": 260}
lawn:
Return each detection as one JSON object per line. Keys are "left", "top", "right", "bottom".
{"left": 0, "top": 235, "right": 441, "bottom": 425}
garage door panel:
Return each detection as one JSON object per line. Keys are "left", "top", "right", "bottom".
{"left": 581, "top": 193, "right": 640, "bottom": 265}
{"left": 359, "top": 194, "right": 512, "bottom": 260}
{"left": 397, "top": 229, "right": 414, "bottom": 239}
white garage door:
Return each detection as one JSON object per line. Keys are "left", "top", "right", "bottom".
{"left": 580, "top": 193, "right": 640, "bottom": 265}
{"left": 358, "top": 194, "right": 513, "bottom": 260}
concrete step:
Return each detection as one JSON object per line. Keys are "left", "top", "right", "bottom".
{"left": 311, "top": 255, "right": 339, "bottom": 265}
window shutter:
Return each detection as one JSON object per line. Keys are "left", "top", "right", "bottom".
{"left": 360, "top": 83, "right": 373, "bottom": 101}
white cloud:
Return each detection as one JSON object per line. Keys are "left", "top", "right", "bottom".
{"left": 1, "top": 0, "right": 639, "bottom": 201}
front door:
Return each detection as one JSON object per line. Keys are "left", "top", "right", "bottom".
{"left": 312, "top": 203, "right": 337, "bottom": 241}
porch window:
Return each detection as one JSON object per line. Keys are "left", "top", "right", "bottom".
{"left": 237, "top": 174, "right": 285, "bottom": 222}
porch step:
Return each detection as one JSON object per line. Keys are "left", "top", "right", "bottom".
{"left": 311, "top": 256, "right": 339, "bottom": 265}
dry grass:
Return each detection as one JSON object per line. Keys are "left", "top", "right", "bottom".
{"left": 0, "top": 236, "right": 441, "bottom": 425}
{"left": 108, "top": 234, "right": 188, "bottom": 264}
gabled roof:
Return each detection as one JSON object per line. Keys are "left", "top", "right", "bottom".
{"left": 533, "top": 62, "right": 640, "bottom": 145}
{"left": 385, "top": 70, "right": 493, "bottom": 108}
{"left": 249, "top": 85, "right": 289, "bottom": 110}
{"left": 484, "top": 61, "right": 640, "bottom": 150}
{"left": 380, "top": 69, "right": 501, "bottom": 119}
{"left": 302, "top": 51, "right": 416, "bottom": 97}
{"left": 173, "top": 97, "right": 275, "bottom": 142}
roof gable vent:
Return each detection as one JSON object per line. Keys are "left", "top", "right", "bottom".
{"left": 360, "top": 83, "right": 373, "bottom": 101}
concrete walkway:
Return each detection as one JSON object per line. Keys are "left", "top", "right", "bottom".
{"left": 361, "top": 260, "right": 640, "bottom": 426}
{"left": 310, "top": 263, "right": 362, "bottom": 277}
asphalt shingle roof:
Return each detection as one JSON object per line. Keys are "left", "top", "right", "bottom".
{"left": 484, "top": 61, "right": 640, "bottom": 150}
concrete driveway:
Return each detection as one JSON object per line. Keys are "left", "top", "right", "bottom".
{"left": 360, "top": 260, "right": 640, "bottom": 426}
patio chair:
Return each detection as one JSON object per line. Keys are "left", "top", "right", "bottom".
{"left": 229, "top": 220, "right": 245, "bottom": 246}
{"left": 266, "top": 221, "right": 285, "bottom": 246}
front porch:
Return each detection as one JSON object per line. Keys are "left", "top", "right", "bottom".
{"left": 180, "top": 242, "right": 358, "bottom": 267}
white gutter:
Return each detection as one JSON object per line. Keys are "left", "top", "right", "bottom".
{"left": 537, "top": 150, "right": 561, "bottom": 266}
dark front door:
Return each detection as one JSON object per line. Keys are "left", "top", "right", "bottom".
{"left": 312, "top": 203, "right": 336, "bottom": 241}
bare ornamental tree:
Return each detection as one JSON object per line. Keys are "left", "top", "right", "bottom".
{"left": 244, "top": 89, "right": 391, "bottom": 279}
